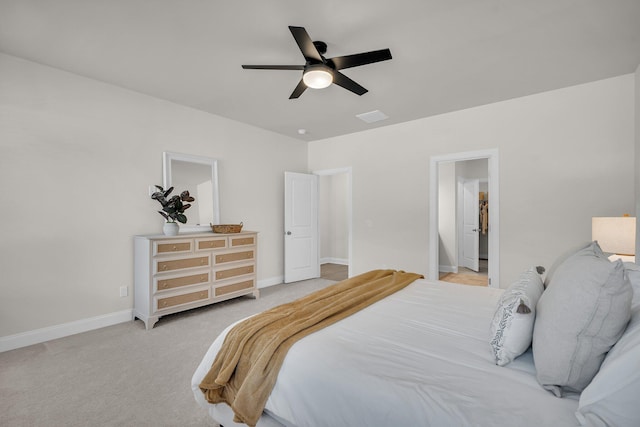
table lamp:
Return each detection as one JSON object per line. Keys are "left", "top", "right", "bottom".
{"left": 592, "top": 216, "right": 636, "bottom": 262}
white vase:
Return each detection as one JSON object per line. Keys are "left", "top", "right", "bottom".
{"left": 163, "top": 222, "right": 179, "bottom": 236}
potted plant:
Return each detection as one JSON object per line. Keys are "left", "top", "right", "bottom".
{"left": 151, "top": 185, "right": 195, "bottom": 236}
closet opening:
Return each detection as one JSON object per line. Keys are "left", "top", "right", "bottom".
{"left": 315, "top": 167, "right": 352, "bottom": 282}
{"left": 428, "top": 149, "right": 499, "bottom": 288}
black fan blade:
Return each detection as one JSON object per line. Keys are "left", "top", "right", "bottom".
{"left": 289, "top": 26, "right": 323, "bottom": 62}
{"left": 330, "top": 49, "right": 392, "bottom": 70}
{"left": 242, "top": 65, "right": 305, "bottom": 70}
{"left": 289, "top": 79, "right": 307, "bottom": 99}
{"left": 332, "top": 71, "right": 367, "bottom": 96}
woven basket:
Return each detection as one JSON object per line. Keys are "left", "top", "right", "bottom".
{"left": 210, "top": 222, "right": 243, "bottom": 233}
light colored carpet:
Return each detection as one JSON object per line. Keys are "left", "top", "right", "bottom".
{"left": 0, "top": 277, "right": 335, "bottom": 427}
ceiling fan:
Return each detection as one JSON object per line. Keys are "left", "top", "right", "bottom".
{"left": 242, "top": 26, "right": 392, "bottom": 99}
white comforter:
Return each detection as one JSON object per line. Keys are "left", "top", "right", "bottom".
{"left": 192, "top": 279, "right": 580, "bottom": 426}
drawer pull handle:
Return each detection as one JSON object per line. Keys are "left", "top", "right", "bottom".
{"left": 172, "top": 245, "right": 177, "bottom": 250}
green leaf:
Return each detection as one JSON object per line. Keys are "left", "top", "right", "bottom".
{"left": 176, "top": 214, "right": 187, "bottom": 223}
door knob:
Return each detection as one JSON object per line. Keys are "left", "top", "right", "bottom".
{"left": 472, "top": 228, "right": 478, "bottom": 232}
{"left": 286, "top": 231, "right": 292, "bottom": 235}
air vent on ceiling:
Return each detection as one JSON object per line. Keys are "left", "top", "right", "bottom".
{"left": 356, "top": 110, "right": 389, "bottom": 124}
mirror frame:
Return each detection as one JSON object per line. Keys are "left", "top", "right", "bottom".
{"left": 162, "top": 151, "right": 220, "bottom": 233}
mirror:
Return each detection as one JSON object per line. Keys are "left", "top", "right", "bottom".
{"left": 163, "top": 151, "right": 220, "bottom": 232}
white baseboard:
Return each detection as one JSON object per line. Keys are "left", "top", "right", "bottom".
{"left": 0, "top": 309, "right": 133, "bottom": 353}
{"left": 439, "top": 265, "right": 458, "bottom": 273}
{"left": 257, "top": 275, "right": 283, "bottom": 289}
{"left": 320, "top": 257, "right": 349, "bottom": 265}
{"left": 1, "top": 275, "right": 313, "bottom": 352}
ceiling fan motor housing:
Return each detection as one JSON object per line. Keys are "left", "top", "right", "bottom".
{"left": 313, "top": 40, "right": 327, "bottom": 55}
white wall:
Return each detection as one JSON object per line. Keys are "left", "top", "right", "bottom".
{"left": 0, "top": 53, "right": 307, "bottom": 339}
{"left": 457, "top": 159, "right": 488, "bottom": 181}
{"left": 309, "top": 74, "right": 636, "bottom": 286}
{"left": 438, "top": 162, "right": 456, "bottom": 270}
{"left": 319, "top": 174, "right": 349, "bottom": 264}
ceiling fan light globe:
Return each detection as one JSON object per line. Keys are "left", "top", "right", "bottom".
{"left": 303, "top": 69, "right": 333, "bottom": 89}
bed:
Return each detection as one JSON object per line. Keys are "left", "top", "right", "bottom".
{"left": 191, "top": 243, "right": 640, "bottom": 427}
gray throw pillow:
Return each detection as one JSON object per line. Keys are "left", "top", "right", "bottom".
{"left": 532, "top": 241, "right": 632, "bottom": 396}
{"left": 543, "top": 241, "right": 592, "bottom": 289}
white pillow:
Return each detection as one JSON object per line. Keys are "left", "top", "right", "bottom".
{"left": 623, "top": 262, "right": 640, "bottom": 309}
{"left": 533, "top": 242, "right": 633, "bottom": 396}
{"left": 489, "top": 267, "right": 544, "bottom": 366}
{"left": 576, "top": 300, "right": 640, "bottom": 426}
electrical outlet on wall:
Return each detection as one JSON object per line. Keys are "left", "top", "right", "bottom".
{"left": 119, "top": 286, "right": 128, "bottom": 297}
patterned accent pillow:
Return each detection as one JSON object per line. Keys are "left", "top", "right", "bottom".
{"left": 490, "top": 267, "right": 544, "bottom": 366}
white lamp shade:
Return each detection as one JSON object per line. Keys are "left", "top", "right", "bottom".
{"left": 592, "top": 217, "right": 636, "bottom": 256}
{"left": 303, "top": 69, "right": 333, "bottom": 89}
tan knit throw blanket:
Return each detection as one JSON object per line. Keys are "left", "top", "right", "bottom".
{"left": 199, "top": 269, "right": 423, "bottom": 426}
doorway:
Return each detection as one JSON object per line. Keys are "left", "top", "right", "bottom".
{"left": 428, "top": 149, "right": 499, "bottom": 288}
{"left": 315, "top": 167, "right": 352, "bottom": 281}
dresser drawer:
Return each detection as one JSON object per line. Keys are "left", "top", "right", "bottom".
{"left": 230, "top": 235, "right": 256, "bottom": 247}
{"left": 156, "top": 288, "right": 209, "bottom": 311}
{"left": 155, "top": 271, "right": 209, "bottom": 292}
{"left": 156, "top": 256, "right": 209, "bottom": 273}
{"left": 215, "top": 279, "right": 254, "bottom": 297}
{"left": 135, "top": 231, "right": 259, "bottom": 330}
{"left": 215, "top": 250, "right": 254, "bottom": 265}
{"left": 196, "top": 237, "right": 227, "bottom": 251}
{"left": 154, "top": 240, "right": 192, "bottom": 256}
{"left": 215, "top": 264, "right": 254, "bottom": 280}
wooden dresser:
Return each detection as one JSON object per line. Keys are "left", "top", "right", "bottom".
{"left": 134, "top": 231, "right": 259, "bottom": 329}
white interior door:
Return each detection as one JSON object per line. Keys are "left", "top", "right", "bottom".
{"left": 462, "top": 179, "right": 480, "bottom": 272}
{"left": 284, "top": 172, "right": 319, "bottom": 283}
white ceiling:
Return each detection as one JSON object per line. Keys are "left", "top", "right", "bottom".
{"left": 1, "top": 0, "right": 639, "bottom": 142}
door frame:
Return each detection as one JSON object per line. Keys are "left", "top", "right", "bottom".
{"left": 429, "top": 149, "right": 499, "bottom": 288}
{"left": 312, "top": 167, "right": 353, "bottom": 278}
